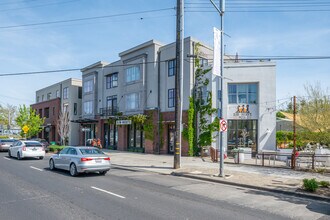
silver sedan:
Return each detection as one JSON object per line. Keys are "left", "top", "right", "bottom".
{"left": 49, "top": 147, "right": 111, "bottom": 176}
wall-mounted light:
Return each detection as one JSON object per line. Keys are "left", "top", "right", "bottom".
{"left": 266, "top": 129, "right": 270, "bottom": 134}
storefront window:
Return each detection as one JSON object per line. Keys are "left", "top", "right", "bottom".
{"left": 227, "top": 120, "right": 258, "bottom": 154}
{"left": 128, "top": 123, "right": 144, "bottom": 149}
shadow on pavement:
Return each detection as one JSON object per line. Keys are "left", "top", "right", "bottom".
{"left": 43, "top": 167, "right": 106, "bottom": 178}
{"left": 113, "top": 164, "right": 173, "bottom": 170}
{"left": 244, "top": 188, "right": 330, "bottom": 216}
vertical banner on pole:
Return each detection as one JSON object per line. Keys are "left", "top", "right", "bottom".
{"left": 213, "top": 27, "right": 221, "bottom": 76}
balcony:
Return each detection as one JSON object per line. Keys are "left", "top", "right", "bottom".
{"left": 99, "top": 107, "right": 118, "bottom": 117}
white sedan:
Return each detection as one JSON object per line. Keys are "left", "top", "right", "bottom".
{"left": 8, "top": 140, "right": 45, "bottom": 160}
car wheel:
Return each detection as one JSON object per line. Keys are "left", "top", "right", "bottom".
{"left": 49, "top": 159, "right": 55, "bottom": 170}
{"left": 69, "top": 163, "right": 78, "bottom": 177}
{"left": 17, "top": 152, "right": 21, "bottom": 160}
{"left": 99, "top": 171, "right": 107, "bottom": 176}
{"left": 8, "top": 150, "right": 11, "bottom": 158}
{"left": 39, "top": 156, "right": 44, "bottom": 160}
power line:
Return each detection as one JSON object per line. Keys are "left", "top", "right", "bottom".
{"left": 0, "top": 0, "right": 42, "bottom": 6}
{"left": 185, "top": 9, "right": 330, "bottom": 12}
{"left": 1, "top": 55, "right": 329, "bottom": 77}
{"left": 0, "top": 7, "right": 175, "bottom": 29}
{"left": 0, "top": 0, "right": 80, "bottom": 13}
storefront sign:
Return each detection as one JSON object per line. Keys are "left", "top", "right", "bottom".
{"left": 116, "top": 120, "right": 132, "bottom": 125}
{"left": 81, "top": 128, "right": 91, "bottom": 132}
{"left": 233, "top": 105, "right": 252, "bottom": 119}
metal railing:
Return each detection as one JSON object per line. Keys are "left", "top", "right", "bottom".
{"left": 99, "top": 107, "right": 118, "bottom": 117}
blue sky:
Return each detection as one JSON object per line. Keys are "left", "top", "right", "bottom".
{"left": 0, "top": 0, "right": 329, "bottom": 108}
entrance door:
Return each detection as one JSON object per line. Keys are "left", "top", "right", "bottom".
{"left": 168, "top": 124, "right": 175, "bottom": 154}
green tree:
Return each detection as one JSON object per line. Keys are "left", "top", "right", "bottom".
{"left": 0, "top": 104, "right": 17, "bottom": 129}
{"left": 15, "top": 105, "right": 44, "bottom": 138}
{"left": 299, "top": 83, "right": 330, "bottom": 132}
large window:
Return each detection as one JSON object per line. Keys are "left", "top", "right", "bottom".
{"left": 44, "top": 108, "right": 49, "bottom": 118}
{"left": 63, "top": 87, "right": 68, "bottom": 99}
{"left": 228, "top": 83, "right": 258, "bottom": 104}
{"left": 128, "top": 124, "right": 144, "bottom": 149}
{"left": 126, "top": 93, "right": 139, "bottom": 110}
{"left": 227, "top": 120, "right": 258, "bottom": 154}
{"left": 168, "top": 59, "right": 176, "bottom": 77}
{"left": 106, "top": 95, "right": 117, "bottom": 114}
{"left": 47, "top": 93, "right": 51, "bottom": 100}
{"left": 106, "top": 73, "right": 118, "bottom": 89}
{"left": 168, "top": 89, "right": 175, "bottom": 108}
{"left": 56, "top": 90, "right": 60, "bottom": 98}
{"left": 126, "top": 66, "right": 140, "bottom": 83}
{"left": 83, "top": 80, "right": 93, "bottom": 93}
{"left": 83, "top": 101, "right": 93, "bottom": 115}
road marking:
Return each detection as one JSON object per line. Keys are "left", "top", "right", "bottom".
{"left": 30, "top": 166, "right": 43, "bottom": 171}
{"left": 3, "top": 157, "right": 11, "bottom": 160}
{"left": 91, "top": 186, "right": 125, "bottom": 199}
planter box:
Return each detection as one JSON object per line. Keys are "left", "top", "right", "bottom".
{"left": 234, "top": 152, "right": 245, "bottom": 163}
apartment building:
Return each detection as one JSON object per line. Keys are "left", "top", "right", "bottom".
{"left": 79, "top": 37, "right": 276, "bottom": 156}
{"left": 31, "top": 78, "right": 82, "bottom": 145}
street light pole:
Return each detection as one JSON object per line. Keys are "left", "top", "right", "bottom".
{"left": 210, "top": 0, "right": 225, "bottom": 177}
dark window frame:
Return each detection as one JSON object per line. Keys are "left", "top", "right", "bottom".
{"left": 168, "top": 59, "right": 176, "bottom": 77}
{"left": 106, "top": 73, "right": 118, "bottom": 89}
{"left": 168, "top": 89, "right": 175, "bottom": 108}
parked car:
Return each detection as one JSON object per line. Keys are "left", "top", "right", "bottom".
{"left": 31, "top": 138, "right": 50, "bottom": 152}
{"left": 49, "top": 147, "right": 111, "bottom": 177}
{"left": 8, "top": 140, "right": 45, "bottom": 160}
{"left": 0, "top": 139, "right": 16, "bottom": 152}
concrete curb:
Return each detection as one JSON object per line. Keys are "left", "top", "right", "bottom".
{"left": 112, "top": 164, "right": 330, "bottom": 203}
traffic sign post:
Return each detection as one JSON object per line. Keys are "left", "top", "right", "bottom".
{"left": 219, "top": 118, "right": 227, "bottom": 132}
{"left": 22, "top": 125, "right": 29, "bottom": 140}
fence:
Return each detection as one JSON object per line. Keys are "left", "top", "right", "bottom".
{"left": 209, "top": 147, "right": 330, "bottom": 171}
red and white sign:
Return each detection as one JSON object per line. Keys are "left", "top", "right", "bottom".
{"left": 220, "top": 118, "right": 227, "bottom": 132}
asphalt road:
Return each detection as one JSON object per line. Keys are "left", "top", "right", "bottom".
{"left": 0, "top": 152, "right": 329, "bottom": 220}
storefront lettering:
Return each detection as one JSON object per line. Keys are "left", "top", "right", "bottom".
{"left": 233, "top": 105, "right": 252, "bottom": 119}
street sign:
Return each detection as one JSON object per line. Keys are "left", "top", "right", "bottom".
{"left": 22, "top": 125, "right": 29, "bottom": 134}
{"left": 116, "top": 120, "right": 132, "bottom": 125}
{"left": 219, "top": 119, "right": 227, "bottom": 132}
{"left": 81, "top": 128, "right": 91, "bottom": 132}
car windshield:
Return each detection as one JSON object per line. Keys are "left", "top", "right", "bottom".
{"left": 25, "top": 142, "right": 42, "bottom": 147}
{"left": 79, "top": 148, "right": 104, "bottom": 155}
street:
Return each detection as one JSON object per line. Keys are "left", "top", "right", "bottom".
{"left": 0, "top": 152, "right": 329, "bottom": 220}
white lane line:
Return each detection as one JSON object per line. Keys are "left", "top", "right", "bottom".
{"left": 3, "top": 157, "right": 11, "bottom": 160}
{"left": 30, "top": 166, "right": 43, "bottom": 171}
{"left": 91, "top": 186, "right": 126, "bottom": 199}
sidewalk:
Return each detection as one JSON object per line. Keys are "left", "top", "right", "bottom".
{"left": 103, "top": 150, "right": 330, "bottom": 201}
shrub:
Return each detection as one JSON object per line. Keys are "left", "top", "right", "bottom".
{"left": 276, "top": 111, "right": 286, "bottom": 119}
{"left": 303, "top": 178, "right": 319, "bottom": 192}
{"left": 48, "top": 145, "right": 65, "bottom": 153}
{"left": 319, "top": 181, "right": 330, "bottom": 188}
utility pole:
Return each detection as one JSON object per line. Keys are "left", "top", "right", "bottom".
{"left": 292, "top": 96, "right": 297, "bottom": 169}
{"left": 174, "top": 0, "right": 184, "bottom": 169}
{"left": 210, "top": 0, "right": 225, "bottom": 177}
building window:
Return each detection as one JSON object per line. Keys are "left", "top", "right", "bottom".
{"left": 37, "top": 96, "right": 40, "bottom": 102}
{"left": 83, "top": 80, "right": 93, "bottom": 93}
{"left": 107, "top": 95, "right": 117, "bottom": 111}
{"left": 227, "top": 120, "right": 258, "bottom": 154}
{"left": 126, "top": 93, "right": 139, "bottom": 110}
{"left": 56, "top": 90, "right": 60, "bottom": 98}
{"left": 200, "top": 58, "right": 208, "bottom": 67}
{"left": 47, "top": 92, "right": 51, "bottom": 100}
{"left": 63, "top": 87, "right": 68, "bottom": 99}
{"left": 168, "top": 89, "right": 175, "bottom": 108}
{"left": 168, "top": 59, "right": 176, "bottom": 77}
{"left": 83, "top": 101, "right": 93, "bottom": 115}
{"left": 126, "top": 66, "right": 140, "bottom": 83}
{"left": 200, "top": 86, "right": 208, "bottom": 105}
{"left": 228, "top": 83, "right": 258, "bottom": 104}
{"left": 78, "top": 87, "right": 82, "bottom": 99}
{"left": 106, "top": 73, "right": 118, "bottom": 89}
{"left": 44, "top": 108, "right": 49, "bottom": 118}
{"left": 42, "top": 95, "right": 44, "bottom": 101}
{"left": 39, "top": 109, "right": 42, "bottom": 117}
{"left": 74, "top": 103, "right": 77, "bottom": 115}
